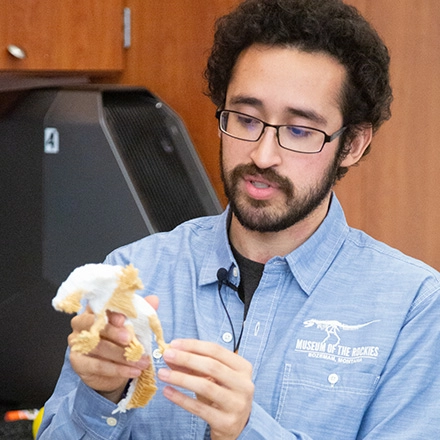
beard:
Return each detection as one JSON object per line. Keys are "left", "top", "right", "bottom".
{"left": 220, "top": 146, "right": 340, "bottom": 233}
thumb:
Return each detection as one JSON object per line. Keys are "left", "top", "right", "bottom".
{"left": 145, "top": 295, "right": 159, "bottom": 311}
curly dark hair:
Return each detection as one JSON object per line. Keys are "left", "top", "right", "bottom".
{"left": 205, "top": 0, "right": 393, "bottom": 179}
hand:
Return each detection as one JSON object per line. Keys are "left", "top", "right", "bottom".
{"left": 158, "top": 339, "right": 254, "bottom": 440}
{"left": 69, "top": 296, "right": 158, "bottom": 403}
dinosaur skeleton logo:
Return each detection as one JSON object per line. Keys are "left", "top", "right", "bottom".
{"left": 296, "top": 318, "right": 381, "bottom": 363}
{"left": 303, "top": 319, "right": 380, "bottom": 348}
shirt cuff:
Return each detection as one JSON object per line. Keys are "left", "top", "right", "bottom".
{"left": 72, "top": 381, "right": 135, "bottom": 440}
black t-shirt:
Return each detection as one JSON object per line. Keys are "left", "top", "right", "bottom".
{"left": 231, "top": 245, "right": 265, "bottom": 320}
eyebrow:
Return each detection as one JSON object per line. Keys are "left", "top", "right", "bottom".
{"left": 228, "top": 95, "right": 328, "bottom": 126}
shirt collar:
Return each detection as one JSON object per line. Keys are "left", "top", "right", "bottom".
{"left": 285, "top": 193, "right": 349, "bottom": 295}
{"left": 199, "top": 208, "right": 236, "bottom": 287}
{"left": 199, "top": 193, "right": 349, "bottom": 294}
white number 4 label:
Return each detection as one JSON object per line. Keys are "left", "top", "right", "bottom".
{"left": 44, "top": 127, "right": 59, "bottom": 154}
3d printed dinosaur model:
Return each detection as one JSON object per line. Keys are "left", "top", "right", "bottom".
{"left": 52, "top": 263, "right": 168, "bottom": 413}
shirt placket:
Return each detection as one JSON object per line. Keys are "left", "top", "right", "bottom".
{"left": 238, "top": 259, "right": 287, "bottom": 378}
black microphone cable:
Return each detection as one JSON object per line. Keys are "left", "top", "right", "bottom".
{"left": 216, "top": 268, "right": 244, "bottom": 352}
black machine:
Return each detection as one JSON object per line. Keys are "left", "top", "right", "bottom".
{"left": 0, "top": 85, "right": 222, "bottom": 407}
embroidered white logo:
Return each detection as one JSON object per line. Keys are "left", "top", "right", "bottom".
{"left": 295, "top": 319, "right": 380, "bottom": 364}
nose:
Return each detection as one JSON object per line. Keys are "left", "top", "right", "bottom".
{"left": 249, "top": 126, "right": 282, "bottom": 169}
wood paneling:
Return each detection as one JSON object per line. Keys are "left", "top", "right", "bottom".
{"left": 338, "top": 0, "right": 440, "bottom": 268}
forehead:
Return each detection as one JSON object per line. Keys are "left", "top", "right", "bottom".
{"left": 226, "top": 44, "right": 347, "bottom": 124}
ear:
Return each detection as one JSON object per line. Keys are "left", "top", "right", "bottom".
{"left": 340, "top": 125, "right": 373, "bottom": 167}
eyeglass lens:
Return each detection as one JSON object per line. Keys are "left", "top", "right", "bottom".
{"left": 220, "top": 111, "right": 326, "bottom": 153}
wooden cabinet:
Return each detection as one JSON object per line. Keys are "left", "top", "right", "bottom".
{"left": 0, "top": 0, "right": 125, "bottom": 73}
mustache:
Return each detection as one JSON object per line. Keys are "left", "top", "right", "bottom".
{"left": 229, "top": 163, "right": 294, "bottom": 195}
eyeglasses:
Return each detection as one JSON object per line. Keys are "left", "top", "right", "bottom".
{"left": 216, "top": 109, "right": 346, "bottom": 154}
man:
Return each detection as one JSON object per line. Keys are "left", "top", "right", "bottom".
{"left": 38, "top": 0, "right": 440, "bottom": 439}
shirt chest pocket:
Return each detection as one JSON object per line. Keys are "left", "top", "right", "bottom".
{"left": 274, "top": 362, "right": 380, "bottom": 437}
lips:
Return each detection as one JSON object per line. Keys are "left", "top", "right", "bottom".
{"left": 244, "top": 175, "right": 280, "bottom": 199}
{"left": 224, "top": 163, "right": 294, "bottom": 202}
{"left": 245, "top": 175, "right": 279, "bottom": 188}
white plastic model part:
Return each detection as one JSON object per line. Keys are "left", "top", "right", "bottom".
{"left": 53, "top": 263, "right": 168, "bottom": 412}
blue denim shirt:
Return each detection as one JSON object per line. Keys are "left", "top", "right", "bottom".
{"left": 39, "top": 195, "right": 440, "bottom": 439}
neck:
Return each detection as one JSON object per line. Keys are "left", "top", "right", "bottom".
{"left": 229, "top": 194, "right": 331, "bottom": 264}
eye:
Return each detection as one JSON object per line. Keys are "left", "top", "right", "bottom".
{"left": 285, "top": 125, "right": 313, "bottom": 138}
{"left": 236, "top": 114, "right": 260, "bottom": 129}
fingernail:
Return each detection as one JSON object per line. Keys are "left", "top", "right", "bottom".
{"left": 163, "top": 386, "right": 174, "bottom": 398}
{"left": 137, "top": 358, "right": 150, "bottom": 370}
{"left": 163, "top": 348, "right": 176, "bottom": 361}
{"left": 158, "top": 368, "right": 170, "bottom": 380}
{"left": 170, "top": 339, "right": 183, "bottom": 348}
{"left": 120, "top": 330, "right": 131, "bottom": 345}
{"left": 128, "top": 368, "right": 142, "bottom": 378}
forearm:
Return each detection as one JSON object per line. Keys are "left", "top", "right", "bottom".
{"left": 37, "top": 353, "right": 133, "bottom": 440}
{"left": 39, "top": 380, "right": 136, "bottom": 439}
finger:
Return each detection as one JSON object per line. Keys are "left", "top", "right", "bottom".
{"left": 161, "top": 383, "right": 222, "bottom": 418}
{"left": 158, "top": 361, "right": 248, "bottom": 413}
{"left": 169, "top": 339, "right": 251, "bottom": 372}
{"left": 69, "top": 317, "right": 132, "bottom": 350}
{"left": 70, "top": 351, "right": 142, "bottom": 397}
{"left": 160, "top": 352, "right": 253, "bottom": 412}
{"left": 163, "top": 348, "right": 231, "bottom": 382}
{"left": 145, "top": 295, "right": 159, "bottom": 310}
{"left": 71, "top": 310, "right": 94, "bottom": 332}
{"left": 87, "top": 338, "right": 150, "bottom": 369}
{"left": 71, "top": 350, "right": 145, "bottom": 380}
{"left": 107, "top": 310, "right": 127, "bottom": 327}
{"left": 164, "top": 340, "right": 253, "bottom": 389}
{"left": 100, "top": 324, "right": 132, "bottom": 346}
{"left": 158, "top": 366, "right": 227, "bottom": 406}
{"left": 159, "top": 375, "right": 250, "bottom": 438}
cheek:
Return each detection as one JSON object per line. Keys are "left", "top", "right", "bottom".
{"left": 221, "top": 138, "right": 248, "bottom": 169}
{"left": 283, "top": 153, "right": 336, "bottom": 186}
{"left": 284, "top": 155, "right": 317, "bottom": 177}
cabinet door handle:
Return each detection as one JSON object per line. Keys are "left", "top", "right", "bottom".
{"left": 7, "top": 44, "right": 27, "bottom": 60}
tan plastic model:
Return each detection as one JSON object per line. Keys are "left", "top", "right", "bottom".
{"left": 52, "top": 263, "right": 168, "bottom": 412}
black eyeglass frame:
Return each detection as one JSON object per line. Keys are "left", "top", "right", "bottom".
{"left": 216, "top": 109, "right": 347, "bottom": 154}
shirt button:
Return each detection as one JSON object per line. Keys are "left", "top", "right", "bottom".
{"left": 222, "top": 332, "right": 233, "bottom": 343}
{"left": 328, "top": 373, "right": 339, "bottom": 386}
{"left": 152, "top": 348, "right": 163, "bottom": 359}
{"left": 106, "top": 417, "right": 118, "bottom": 427}
{"left": 232, "top": 267, "right": 238, "bottom": 277}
